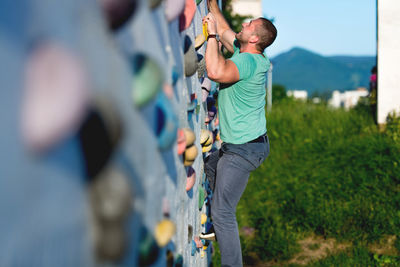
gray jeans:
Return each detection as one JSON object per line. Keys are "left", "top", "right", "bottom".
{"left": 204, "top": 136, "right": 270, "bottom": 267}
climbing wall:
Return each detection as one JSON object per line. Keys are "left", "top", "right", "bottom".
{"left": 0, "top": 0, "right": 220, "bottom": 266}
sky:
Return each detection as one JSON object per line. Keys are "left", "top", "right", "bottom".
{"left": 262, "top": 0, "right": 377, "bottom": 58}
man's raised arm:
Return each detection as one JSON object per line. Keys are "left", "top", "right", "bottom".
{"left": 207, "top": 0, "right": 236, "bottom": 53}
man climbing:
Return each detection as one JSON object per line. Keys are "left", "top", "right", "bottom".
{"left": 200, "top": 0, "right": 277, "bottom": 266}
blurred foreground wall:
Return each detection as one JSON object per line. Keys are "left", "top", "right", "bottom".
{"left": 0, "top": 0, "right": 217, "bottom": 266}
{"left": 377, "top": 0, "right": 400, "bottom": 124}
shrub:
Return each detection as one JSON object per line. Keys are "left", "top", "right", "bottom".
{"left": 385, "top": 111, "right": 400, "bottom": 144}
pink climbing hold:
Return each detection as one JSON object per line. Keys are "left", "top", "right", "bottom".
{"left": 201, "top": 77, "right": 211, "bottom": 103}
{"left": 163, "top": 83, "right": 174, "bottom": 99}
{"left": 186, "top": 166, "right": 196, "bottom": 191}
{"left": 21, "top": 42, "right": 90, "bottom": 153}
{"left": 179, "top": 0, "right": 196, "bottom": 32}
{"left": 194, "top": 236, "right": 203, "bottom": 248}
{"left": 165, "top": 0, "right": 186, "bottom": 22}
{"left": 177, "top": 129, "right": 187, "bottom": 155}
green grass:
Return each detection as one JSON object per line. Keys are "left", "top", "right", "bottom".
{"left": 212, "top": 98, "right": 400, "bottom": 266}
{"left": 310, "top": 246, "right": 400, "bottom": 267}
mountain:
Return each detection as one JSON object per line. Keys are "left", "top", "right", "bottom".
{"left": 270, "top": 47, "right": 376, "bottom": 95}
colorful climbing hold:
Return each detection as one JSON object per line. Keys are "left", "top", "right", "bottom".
{"left": 177, "top": 129, "right": 187, "bottom": 155}
{"left": 205, "top": 105, "right": 217, "bottom": 124}
{"left": 79, "top": 96, "right": 123, "bottom": 178}
{"left": 155, "top": 92, "right": 178, "bottom": 150}
{"left": 183, "top": 36, "right": 198, "bottom": 77}
{"left": 203, "top": 22, "right": 208, "bottom": 40}
{"left": 191, "top": 240, "right": 197, "bottom": 256}
{"left": 187, "top": 97, "right": 198, "bottom": 113}
{"left": 139, "top": 228, "right": 160, "bottom": 266}
{"left": 171, "top": 66, "right": 180, "bottom": 86}
{"left": 174, "top": 254, "right": 183, "bottom": 267}
{"left": 22, "top": 42, "right": 90, "bottom": 153}
{"left": 194, "top": 34, "right": 206, "bottom": 50}
{"left": 200, "top": 129, "right": 210, "bottom": 145}
{"left": 148, "top": 0, "right": 162, "bottom": 9}
{"left": 165, "top": 0, "right": 185, "bottom": 22}
{"left": 200, "top": 129, "right": 213, "bottom": 153}
{"left": 95, "top": 223, "right": 126, "bottom": 261}
{"left": 163, "top": 83, "right": 174, "bottom": 99}
{"left": 166, "top": 250, "right": 174, "bottom": 267}
{"left": 183, "top": 145, "right": 198, "bottom": 166}
{"left": 98, "top": 0, "right": 137, "bottom": 31}
{"left": 131, "top": 54, "right": 163, "bottom": 108}
{"left": 198, "top": 187, "right": 205, "bottom": 210}
{"left": 179, "top": 0, "right": 196, "bottom": 32}
{"left": 186, "top": 166, "right": 196, "bottom": 191}
{"left": 182, "top": 128, "right": 195, "bottom": 147}
{"left": 154, "top": 219, "right": 176, "bottom": 247}
{"left": 194, "top": 236, "right": 203, "bottom": 248}
{"left": 201, "top": 213, "right": 207, "bottom": 225}
{"left": 90, "top": 167, "right": 132, "bottom": 222}
{"left": 201, "top": 77, "right": 212, "bottom": 102}
{"left": 197, "top": 54, "right": 206, "bottom": 78}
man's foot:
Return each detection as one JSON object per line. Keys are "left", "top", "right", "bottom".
{"left": 199, "top": 226, "right": 216, "bottom": 241}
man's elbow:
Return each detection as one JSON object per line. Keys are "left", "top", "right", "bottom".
{"left": 207, "top": 70, "right": 217, "bottom": 81}
{"left": 205, "top": 64, "right": 217, "bottom": 80}
{"left": 207, "top": 69, "right": 222, "bottom": 82}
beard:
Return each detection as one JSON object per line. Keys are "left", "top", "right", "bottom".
{"left": 236, "top": 32, "right": 243, "bottom": 42}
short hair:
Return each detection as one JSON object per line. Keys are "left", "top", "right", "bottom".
{"left": 255, "top": 18, "right": 277, "bottom": 52}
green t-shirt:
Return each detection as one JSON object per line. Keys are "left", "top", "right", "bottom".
{"left": 218, "top": 40, "right": 270, "bottom": 144}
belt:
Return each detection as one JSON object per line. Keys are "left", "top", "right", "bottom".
{"left": 248, "top": 133, "right": 267, "bottom": 143}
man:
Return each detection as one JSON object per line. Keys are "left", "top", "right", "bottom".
{"left": 200, "top": 0, "right": 277, "bottom": 266}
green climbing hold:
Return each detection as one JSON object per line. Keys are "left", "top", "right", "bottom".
{"left": 131, "top": 54, "right": 163, "bottom": 108}
{"left": 198, "top": 187, "right": 205, "bottom": 210}
{"left": 175, "top": 254, "right": 183, "bottom": 266}
{"left": 139, "top": 228, "right": 160, "bottom": 266}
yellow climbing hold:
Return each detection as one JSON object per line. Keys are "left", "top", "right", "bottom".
{"left": 184, "top": 145, "right": 198, "bottom": 166}
{"left": 200, "top": 129, "right": 213, "bottom": 152}
{"left": 195, "top": 34, "right": 206, "bottom": 49}
{"left": 200, "top": 129, "right": 209, "bottom": 145}
{"left": 201, "top": 213, "right": 207, "bottom": 225}
{"left": 203, "top": 22, "right": 208, "bottom": 40}
{"left": 154, "top": 219, "right": 176, "bottom": 247}
{"left": 183, "top": 128, "right": 195, "bottom": 147}
{"left": 202, "top": 143, "right": 212, "bottom": 153}
{"left": 200, "top": 129, "right": 213, "bottom": 146}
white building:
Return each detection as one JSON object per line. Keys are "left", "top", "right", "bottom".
{"left": 378, "top": 0, "right": 400, "bottom": 124}
{"left": 287, "top": 90, "right": 308, "bottom": 100}
{"left": 329, "top": 88, "right": 369, "bottom": 109}
{"left": 231, "top": 0, "right": 262, "bottom": 19}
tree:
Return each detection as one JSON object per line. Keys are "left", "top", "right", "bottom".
{"left": 221, "top": 0, "right": 252, "bottom": 33}
{"left": 272, "top": 84, "right": 287, "bottom": 103}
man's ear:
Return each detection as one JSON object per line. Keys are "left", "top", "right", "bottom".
{"left": 249, "top": 35, "right": 259, "bottom": 44}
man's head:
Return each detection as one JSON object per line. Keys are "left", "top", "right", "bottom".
{"left": 236, "top": 18, "right": 277, "bottom": 52}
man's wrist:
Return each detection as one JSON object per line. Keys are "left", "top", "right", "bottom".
{"left": 207, "top": 34, "right": 219, "bottom": 41}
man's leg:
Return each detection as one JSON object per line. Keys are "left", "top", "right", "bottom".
{"left": 204, "top": 149, "right": 222, "bottom": 192}
{"left": 211, "top": 152, "right": 254, "bottom": 267}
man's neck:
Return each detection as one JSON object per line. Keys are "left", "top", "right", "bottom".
{"left": 239, "top": 43, "right": 262, "bottom": 55}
